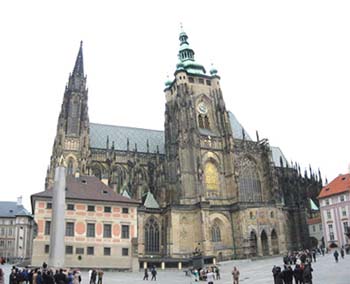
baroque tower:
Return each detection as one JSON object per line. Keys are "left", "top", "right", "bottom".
{"left": 164, "top": 29, "right": 237, "bottom": 205}
{"left": 46, "top": 42, "right": 90, "bottom": 188}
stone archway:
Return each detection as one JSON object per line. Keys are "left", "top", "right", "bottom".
{"left": 261, "top": 230, "right": 269, "bottom": 256}
{"left": 250, "top": 231, "right": 258, "bottom": 257}
{"left": 271, "top": 229, "right": 279, "bottom": 254}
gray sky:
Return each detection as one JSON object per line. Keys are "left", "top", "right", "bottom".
{"left": 1, "top": 0, "right": 349, "bottom": 210}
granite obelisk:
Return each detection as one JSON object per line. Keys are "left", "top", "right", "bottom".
{"left": 48, "top": 156, "right": 66, "bottom": 267}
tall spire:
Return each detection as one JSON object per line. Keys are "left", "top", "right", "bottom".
{"left": 72, "top": 41, "right": 84, "bottom": 76}
{"left": 176, "top": 26, "right": 206, "bottom": 75}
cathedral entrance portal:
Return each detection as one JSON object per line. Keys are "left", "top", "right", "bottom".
{"left": 261, "top": 230, "right": 269, "bottom": 256}
{"left": 249, "top": 231, "right": 258, "bottom": 257}
{"left": 271, "top": 229, "right": 279, "bottom": 254}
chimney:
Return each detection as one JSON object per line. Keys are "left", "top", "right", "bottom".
{"left": 17, "top": 196, "right": 22, "bottom": 206}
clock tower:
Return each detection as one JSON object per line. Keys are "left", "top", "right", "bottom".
{"left": 164, "top": 29, "right": 238, "bottom": 205}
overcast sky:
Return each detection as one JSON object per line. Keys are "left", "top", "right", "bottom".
{"left": 1, "top": 0, "right": 349, "bottom": 210}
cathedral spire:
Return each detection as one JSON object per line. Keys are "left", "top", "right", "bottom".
{"left": 176, "top": 26, "right": 206, "bottom": 75}
{"left": 72, "top": 41, "right": 84, "bottom": 77}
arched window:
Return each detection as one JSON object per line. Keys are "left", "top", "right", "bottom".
{"left": 198, "top": 115, "right": 204, "bottom": 128}
{"left": 239, "top": 158, "right": 262, "bottom": 202}
{"left": 204, "top": 115, "right": 210, "bottom": 129}
{"left": 211, "top": 224, "right": 221, "bottom": 242}
{"left": 144, "top": 218, "right": 160, "bottom": 254}
{"left": 67, "top": 159, "right": 74, "bottom": 176}
{"left": 204, "top": 162, "right": 220, "bottom": 190}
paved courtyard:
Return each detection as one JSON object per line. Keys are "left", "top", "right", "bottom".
{"left": 2, "top": 253, "right": 349, "bottom": 284}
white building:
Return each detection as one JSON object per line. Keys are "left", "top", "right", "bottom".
{"left": 318, "top": 174, "right": 350, "bottom": 248}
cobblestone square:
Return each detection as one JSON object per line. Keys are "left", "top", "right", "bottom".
{"left": 2, "top": 253, "right": 349, "bottom": 284}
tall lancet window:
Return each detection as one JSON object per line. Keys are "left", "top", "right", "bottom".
{"left": 239, "top": 158, "right": 262, "bottom": 202}
{"left": 204, "top": 162, "right": 219, "bottom": 190}
{"left": 144, "top": 218, "right": 160, "bottom": 254}
{"left": 67, "top": 159, "right": 74, "bottom": 176}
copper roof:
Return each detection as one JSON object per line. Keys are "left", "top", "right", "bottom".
{"left": 31, "top": 175, "right": 139, "bottom": 205}
{"left": 318, "top": 173, "right": 350, "bottom": 199}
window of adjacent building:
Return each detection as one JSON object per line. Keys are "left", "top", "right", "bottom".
{"left": 343, "top": 222, "right": 349, "bottom": 233}
{"left": 327, "top": 210, "right": 331, "bottom": 219}
{"left": 0, "top": 228, "right": 5, "bottom": 236}
{"left": 87, "top": 246, "right": 94, "bottom": 255}
{"left": 122, "top": 208, "right": 129, "bottom": 214}
{"left": 45, "top": 221, "right": 51, "bottom": 235}
{"left": 342, "top": 207, "right": 347, "bottom": 217}
{"left": 46, "top": 202, "right": 52, "bottom": 209}
{"left": 87, "top": 223, "right": 95, "bottom": 237}
{"left": 103, "top": 224, "right": 112, "bottom": 238}
{"left": 328, "top": 224, "right": 334, "bottom": 241}
{"left": 325, "top": 199, "right": 330, "bottom": 205}
{"left": 0, "top": 240, "right": 4, "bottom": 247}
{"left": 76, "top": 247, "right": 84, "bottom": 255}
{"left": 65, "top": 222, "right": 74, "bottom": 237}
{"left": 8, "top": 228, "right": 12, "bottom": 236}
{"left": 7, "top": 240, "right": 12, "bottom": 248}
{"left": 270, "top": 212, "right": 274, "bottom": 218}
{"left": 65, "top": 245, "right": 73, "bottom": 255}
{"left": 188, "top": 77, "right": 194, "bottom": 83}
{"left": 206, "top": 80, "right": 211, "bottom": 86}
{"left": 312, "top": 225, "right": 316, "bottom": 232}
{"left": 198, "top": 78, "right": 204, "bottom": 84}
{"left": 67, "top": 204, "right": 75, "bottom": 211}
{"left": 104, "top": 206, "right": 111, "bottom": 213}
{"left": 340, "top": 195, "right": 345, "bottom": 202}
{"left": 44, "top": 244, "right": 50, "bottom": 254}
{"left": 104, "top": 247, "right": 111, "bottom": 256}
{"left": 121, "top": 225, "right": 130, "bottom": 239}
{"left": 87, "top": 205, "right": 95, "bottom": 212}
{"left": 250, "top": 212, "right": 254, "bottom": 219}
{"left": 122, "top": 248, "right": 129, "bottom": 256}
{"left": 319, "top": 224, "right": 322, "bottom": 231}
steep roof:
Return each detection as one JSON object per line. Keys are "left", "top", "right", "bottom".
{"left": 89, "top": 110, "right": 288, "bottom": 167}
{"left": 31, "top": 175, "right": 139, "bottom": 205}
{"left": 318, "top": 173, "right": 350, "bottom": 199}
{"left": 0, "top": 202, "right": 32, "bottom": 218}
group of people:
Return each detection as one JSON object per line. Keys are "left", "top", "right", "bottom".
{"left": 88, "top": 269, "right": 104, "bottom": 284}
{"left": 7, "top": 265, "right": 82, "bottom": 284}
{"left": 272, "top": 249, "right": 324, "bottom": 284}
{"left": 188, "top": 266, "right": 220, "bottom": 282}
{"left": 143, "top": 266, "right": 157, "bottom": 281}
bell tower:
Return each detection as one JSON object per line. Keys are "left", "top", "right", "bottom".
{"left": 46, "top": 42, "right": 90, "bottom": 188}
{"left": 164, "top": 29, "right": 237, "bottom": 205}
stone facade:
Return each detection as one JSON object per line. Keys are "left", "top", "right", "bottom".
{"left": 45, "top": 31, "right": 322, "bottom": 267}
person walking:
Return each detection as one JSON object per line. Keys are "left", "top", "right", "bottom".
{"left": 143, "top": 268, "right": 149, "bottom": 280}
{"left": 150, "top": 266, "right": 157, "bottom": 281}
{"left": 340, "top": 248, "right": 345, "bottom": 259}
{"left": 97, "top": 270, "right": 103, "bottom": 284}
{"left": 303, "top": 263, "right": 313, "bottom": 284}
{"left": 293, "top": 264, "right": 303, "bottom": 284}
{"left": 90, "top": 270, "right": 97, "bottom": 284}
{"left": 206, "top": 268, "right": 215, "bottom": 284}
{"left": 333, "top": 250, "right": 339, "bottom": 263}
{"left": 232, "top": 266, "right": 240, "bottom": 284}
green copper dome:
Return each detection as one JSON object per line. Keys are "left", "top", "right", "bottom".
{"left": 176, "top": 28, "right": 206, "bottom": 75}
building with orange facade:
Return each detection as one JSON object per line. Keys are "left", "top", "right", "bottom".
{"left": 31, "top": 175, "right": 139, "bottom": 270}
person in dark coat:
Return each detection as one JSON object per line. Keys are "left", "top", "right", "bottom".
{"left": 282, "top": 265, "right": 293, "bottom": 284}
{"left": 340, "top": 248, "right": 345, "bottom": 259}
{"left": 274, "top": 267, "right": 284, "bottom": 284}
{"left": 272, "top": 265, "right": 278, "bottom": 284}
{"left": 143, "top": 268, "right": 149, "bottom": 280}
{"left": 150, "top": 267, "right": 157, "bottom": 281}
{"left": 303, "top": 263, "right": 313, "bottom": 284}
{"left": 293, "top": 264, "right": 303, "bottom": 284}
{"left": 333, "top": 250, "right": 339, "bottom": 262}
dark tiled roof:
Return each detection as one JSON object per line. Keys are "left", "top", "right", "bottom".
{"left": 0, "top": 202, "right": 32, "bottom": 218}
{"left": 318, "top": 173, "right": 350, "bottom": 199}
{"left": 89, "top": 111, "right": 288, "bottom": 167}
{"left": 31, "top": 175, "right": 139, "bottom": 205}
{"left": 90, "top": 123, "right": 164, "bottom": 153}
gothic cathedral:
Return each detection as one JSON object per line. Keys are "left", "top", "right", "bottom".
{"left": 46, "top": 31, "right": 322, "bottom": 265}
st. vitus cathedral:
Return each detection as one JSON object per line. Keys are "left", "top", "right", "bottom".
{"left": 46, "top": 30, "right": 322, "bottom": 265}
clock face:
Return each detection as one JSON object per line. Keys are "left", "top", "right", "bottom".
{"left": 198, "top": 102, "right": 208, "bottom": 114}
